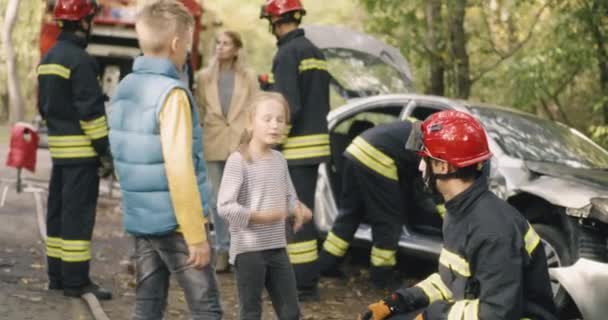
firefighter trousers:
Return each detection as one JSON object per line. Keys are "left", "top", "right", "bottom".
{"left": 287, "top": 165, "right": 320, "bottom": 293}
{"left": 46, "top": 164, "right": 99, "bottom": 289}
{"left": 319, "top": 159, "right": 405, "bottom": 286}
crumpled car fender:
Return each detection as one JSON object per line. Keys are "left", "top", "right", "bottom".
{"left": 549, "top": 258, "right": 608, "bottom": 320}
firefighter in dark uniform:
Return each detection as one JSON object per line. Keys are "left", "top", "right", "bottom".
{"left": 361, "top": 110, "right": 557, "bottom": 320}
{"left": 37, "top": 0, "right": 112, "bottom": 300}
{"left": 260, "top": 0, "right": 331, "bottom": 301}
{"left": 319, "top": 120, "right": 440, "bottom": 289}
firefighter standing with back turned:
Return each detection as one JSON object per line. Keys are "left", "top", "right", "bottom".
{"left": 360, "top": 110, "right": 557, "bottom": 320}
{"left": 260, "top": 0, "right": 331, "bottom": 301}
{"left": 37, "top": 0, "right": 112, "bottom": 300}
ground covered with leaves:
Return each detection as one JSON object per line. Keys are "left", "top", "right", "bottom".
{"left": 0, "top": 189, "right": 431, "bottom": 320}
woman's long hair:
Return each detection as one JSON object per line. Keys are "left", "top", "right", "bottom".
{"left": 238, "top": 92, "right": 291, "bottom": 162}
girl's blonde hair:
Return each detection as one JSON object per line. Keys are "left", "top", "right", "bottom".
{"left": 238, "top": 92, "right": 291, "bottom": 162}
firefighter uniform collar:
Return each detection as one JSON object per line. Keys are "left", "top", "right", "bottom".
{"left": 277, "top": 28, "right": 305, "bottom": 46}
{"left": 132, "top": 56, "right": 181, "bottom": 80}
{"left": 58, "top": 31, "right": 87, "bottom": 48}
{"left": 445, "top": 175, "right": 488, "bottom": 219}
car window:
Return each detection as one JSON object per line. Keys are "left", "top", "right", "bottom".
{"left": 409, "top": 106, "right": 442, "bottom": 121}
{"left": 333, "top": 106, "right": 403, "bottom": 135}
{"left": 470, "top": 106, "right": 608, "bottom": 169}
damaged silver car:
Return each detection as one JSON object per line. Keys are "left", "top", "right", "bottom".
{"left": 304, "top": 24, "right": 608, "bottom": 315}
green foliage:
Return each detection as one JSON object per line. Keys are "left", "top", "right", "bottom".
{"left": 359, "top": 0, "right": 608, "bottom": 149}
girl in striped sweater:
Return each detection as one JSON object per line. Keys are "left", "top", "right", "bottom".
{"left": 218, "top": 91, "right": 312, "bottom": 320}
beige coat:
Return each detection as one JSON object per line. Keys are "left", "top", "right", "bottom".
{"left": 195, "top": 64, "right": 258, "bottom": 161}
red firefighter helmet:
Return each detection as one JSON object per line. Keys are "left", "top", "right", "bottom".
{"left": 54, "top": 0, "right": 98, "bottom": 21}
{"left": 408, "top": 110, "right": 492, "bottom": 168}
{"left": 260, "top": 0, "right": 306, "bottom": 19}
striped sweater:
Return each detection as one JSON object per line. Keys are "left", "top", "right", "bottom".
{"left": 217, "top": 150, "right": 298, "bottom": 263}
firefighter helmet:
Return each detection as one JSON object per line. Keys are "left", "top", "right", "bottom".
{"left": 53, "top": 0, "right": 98, "bottom": 21}
{"left": 406, "top": 110, "right": 492, "bottom": 168}
{"left": 260, "top": 0, "right": 306, "bottom": 20}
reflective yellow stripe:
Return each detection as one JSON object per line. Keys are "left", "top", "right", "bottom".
{"left": 524, "top": 224, "right": 540, "bottom": 256}
{"left": 46, "top": 237, "right": 62, "bottom": 247}
{"left": 439, "top": 248, "right": 471, "bottom": 277}
{"left": 464, "top": 299, "right": 479, "bottom": 320}
{"left": 283, "top": 145, "right": 330, "bottom": 160}
{"left": 48, "top": 135, "right": 92, "bottom": 146}
{"left": 283, "top": 134, "right": 329, "bottom": 149}
{"left": 38, "top": 64, "right": 71, "bottom": 79}
{"left": 415, "top": 273, "right": 453, "bottom": 303}
{"left": 85, "top": 127, "right": 109, "bottom": 139}
{"left": 346, "top": 137, "right": 398, "bottom": 180}
{"left": 448, "top": 300, "right": 469, "bottom": 320}
{"left": 46, "top": 237, "right": 63, "bottom": 258}
{"left": 61, "top": 239, "right": 90, "bottom": 250}
{"left": 80, "top": 116, "right": 106, "bottom": 129}
{"left": 370, "top": 246, "right": 396, "bottom": 267}
{"left": 80, "top": 116, "right": 109, "bottom": 140}
{"left": 47, "top": 248, "right": 62, "bottom": 259}
{"left": 299, "top": 58, "right": 328, "bottom": 73}
{"left": 49, "top": 146, "right": 97, "bottom": 158}
{"left": 323, "top": 232, "right": 349, "bottom": 257}
{"left": 437, "top": 204, "right": 447, "bottom": 218}
{"left": 61, "top": 240, "right": 91, "bottom": 262}
{"left": 287, "top": 240, "right": 317, "bottom": 253}
{"left": 287, "top": 240, "right": 318, "bottom": 264}
{"left": 61, "top": 251, "right": 92, "bottom": 262}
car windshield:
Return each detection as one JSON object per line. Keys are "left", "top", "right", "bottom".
{"left": 469, "top": 106, "right": 608, "bottom": 169}
{"left": 322, "top": 48, "right": 411, "bottom": 98}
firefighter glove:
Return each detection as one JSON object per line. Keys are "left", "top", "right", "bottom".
{"left": 98, "top": 151, "right": 114, "bottom": 178}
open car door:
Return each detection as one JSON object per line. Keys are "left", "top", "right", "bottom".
{"left": 302, "top": 24, "right": 414, "bottom": 102}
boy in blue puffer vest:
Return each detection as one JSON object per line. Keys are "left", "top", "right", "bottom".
{"left": 108, "top": 1, "right": 222, "bottom": 319}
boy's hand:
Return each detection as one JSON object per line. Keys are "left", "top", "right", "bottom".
{"left": 187, "top": 241, "right": 211, "bottom": 269}
{"left": 293, "top": 201, "right": 312, "bottom": 232}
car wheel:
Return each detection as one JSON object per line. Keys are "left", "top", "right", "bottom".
{"left": 532, "top": 224, "right": 574, "bottom": 313}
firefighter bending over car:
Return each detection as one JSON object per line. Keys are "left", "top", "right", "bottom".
{"left": 260, "top": 0, "right": 331, "bottom": 301}
{"left": 37, "top": 0, "right": 112, "bottom": 300}
{"left": 319, "top": 120, "right": 441, "bottom": 289}
{"left": 360, "top": 110, "right": 557, "bottom": 320}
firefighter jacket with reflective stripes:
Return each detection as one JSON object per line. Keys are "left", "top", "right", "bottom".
{"left": 400, "top": 175, "right": 558, "bottom": 320}
{"left": 109, "top": 57, "right": 209, "bottom": 237}
{"left": 37, "top": 31, "right": 109, "bottom": 165}
{"left": 344, "top": 121, "right": 420, "bottom": 181}
{"left": 269, "top": 28, "right": 331, "bottom": 165}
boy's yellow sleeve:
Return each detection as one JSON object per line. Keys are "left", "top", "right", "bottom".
{"left": 159, "top": 89, "right": 207, "bottom": 245}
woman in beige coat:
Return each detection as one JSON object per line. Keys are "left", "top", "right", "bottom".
{"left": 195, "top": 30, "right": 258, "bottom": 272}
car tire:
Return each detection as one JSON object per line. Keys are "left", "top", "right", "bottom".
{"left": 532, "top": 224, "right": 574, "bottom": 316}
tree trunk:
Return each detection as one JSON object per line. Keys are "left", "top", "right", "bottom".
{"left": 447, "top": 0, "right": 470, "bottom": 99}
{"left": 425, "top": 0, "right": 445, "bottom": 96}
{"left": 2, "top": 0, "right": 24, "bottom": 124}
{"left": 587, "top": 0, "right": 608, "bottom": 124}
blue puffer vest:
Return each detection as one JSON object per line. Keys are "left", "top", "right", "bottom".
{"left": 109, "top": 56, "right": 209, "bottom": 236}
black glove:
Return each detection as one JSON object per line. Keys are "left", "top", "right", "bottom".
{"left": 98, "top": 150, "right": 114, "bottom": 178}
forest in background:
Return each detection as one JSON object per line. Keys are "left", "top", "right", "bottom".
{"left": 1, "top": 0, "right": 607, "bottom": 148}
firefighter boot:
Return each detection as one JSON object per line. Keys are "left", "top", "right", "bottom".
{"left": 370, "top": 266, "right": 400, "bottom": 291}
{"left": 318, "top": 250, "right": 346, "bottom": 278}
{"left": 64, "top": 282, "right": 113, "bottom": 300}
